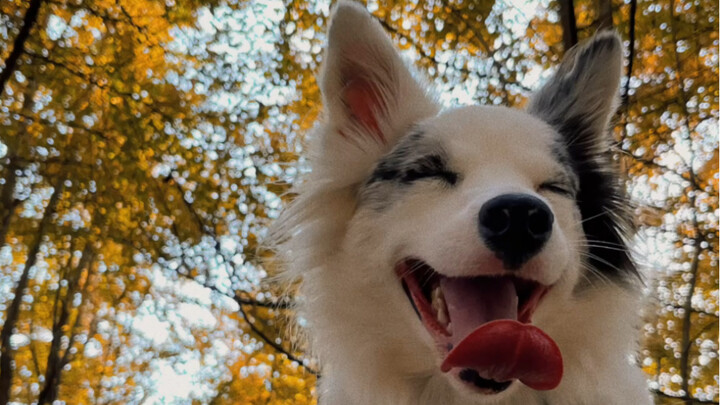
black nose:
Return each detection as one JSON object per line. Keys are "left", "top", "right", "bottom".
{"left": 478, "top": 193, "right": 554, "bottom": 269}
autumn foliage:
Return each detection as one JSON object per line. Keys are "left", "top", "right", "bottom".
{"left": 0, "top": 0, "right": 716, "bottom": 404}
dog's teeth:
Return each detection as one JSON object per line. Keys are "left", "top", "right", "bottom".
{"left": 431, "top": 286, "right": 443, "bottom": 310}
{"left": 431, "top": 286, "right": 450, "bottom": 328}
{"left": 437, "top": 307, "right": 449, "bottom": 327}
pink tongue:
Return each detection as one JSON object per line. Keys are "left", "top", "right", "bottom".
{"left": 441, "top": 277, "right": 518, "bottom": 342}
{"left": 439, "top": 277, "right": 563, "bottom": 390}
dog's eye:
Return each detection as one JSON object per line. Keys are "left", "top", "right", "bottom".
{"left": 403, "top": 168, "right": 457, "bottom": 184}
{"left": 539, "top": 181, "right": 575, "bottom": 197}
{"left": 402, "top": 155, "right": 458, "bottom": 185}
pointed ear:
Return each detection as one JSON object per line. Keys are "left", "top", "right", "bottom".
{"left": 320, "top": 1, "right": 438, "bottom": 146}
{"left": 528, "top": 32, "right": 623, "bottom": 150}
{"left": 530, "top": 33, "right": 640, "bottom": 283}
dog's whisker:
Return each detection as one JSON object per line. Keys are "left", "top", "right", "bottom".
{"left": 574, "top": 243, "right": 630, "bottom": 253}
{"left": 578, "top": 263, "right": 612, "bottom": 287}
{"left": 574, "top": 211, "right": 610, "bottom": 225}
{"left": 579, "top": 239, "right": 629, "bottom": 248}
{"left": 571, "top": 240, "right": 627, "bottom": 249}
{"left": 580, "top": 252, "right": 627, "bottom": 278}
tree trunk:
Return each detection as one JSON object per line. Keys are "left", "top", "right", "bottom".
{"left": 596, "top": 0, "right": 613, "bottom": 30}
{"left": 0, "top": 178, "right": 63, "bottom": 405}
{"left": 0, "top": 0, "right": 44, "bottom": 98}
{"left": 0, "top": 157, "right": 19, "bottom": 248}
{"left": 622, "top": 0, "right": 638, "bottom": 107}
{"left": 37, "top": 246, "right": 94, "bottom": 405}
{"left": 1, "top": 78, "right": 38, "bottom": 250}
{"left": 558, "top": 0, "right": 578, "bottom": 52}
{"left": 679, "top": 230, "right": 702, "bottom": 405}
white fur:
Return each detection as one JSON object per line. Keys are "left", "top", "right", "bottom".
{"left": 272, "top": 2, "right": 651, "bottom": 404}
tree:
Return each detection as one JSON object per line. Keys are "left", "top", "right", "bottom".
{"left": 1, "top": 0, "right": 309, "bottom": 402}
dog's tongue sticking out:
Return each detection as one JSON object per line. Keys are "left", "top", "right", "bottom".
{"left": 438, "top": 277, "right": 563, "bottom": 391}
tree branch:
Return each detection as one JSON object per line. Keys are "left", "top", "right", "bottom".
{"left": 175, "top": 270, "right": 292, "bottom": 309}
{"left": 596, "top": 0, "right": 613, "bottom": 30}
{"left": 0, "top": 0, "right": 44, "bottom": 98}
{"left": 651, "top": 389, "right": 719, "bottom": 404}
{"left": 0, "top": 157, "right": 21, "bottom": 249}
{"left": 0, "top": 177, "right": 64, "bottom": 405}
{"left": 236, "top": 302, "right": 318, "bottom": 375}
{"left": 158, "top": 178, "right": 316, "bottom": 374}
{"left": 663, "top": 303, "right": 719, "bottom": 319}
{"left": 558, "top": 0, "right": 578, "bottom": 52}
{"left": 622, "top": 0, "right": 638, "bottom": 107}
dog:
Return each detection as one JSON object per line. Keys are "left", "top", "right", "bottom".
{"left": 272, "top": 2, "right": 652, "bottom": 404}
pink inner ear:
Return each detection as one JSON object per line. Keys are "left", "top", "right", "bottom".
{"left": 342, "top": 78, "right": 386, "bottom": 143}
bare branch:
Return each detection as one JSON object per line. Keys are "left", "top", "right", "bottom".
{"left": 0, "top": 177, "right": 64, "bottom": 405}
{"left": 622, "top": 0, "right": 638, "bottom": 107}
{"left": 558, "top": 0, "right": 578, "bottom": 52}
{"left": 159, "top": 178, "right": 317, "bottom": 375}
{"left": 0, "top": 0, "right": 44, "bottom": 97}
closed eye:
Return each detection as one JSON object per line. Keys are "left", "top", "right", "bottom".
{"left": 539, "top": 181, "right": 575, "bottom": 198}
{"left": 403, "top": 168, "right": 457, "bottom": 185}
{"left": 402, "top": 155, "right": 458, "bottom": 185}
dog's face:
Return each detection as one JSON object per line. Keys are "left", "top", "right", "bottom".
{"left": 347, "top": 107, "right": 582, "bottom": 396}
{"left": 281, "top": 2, "right": 638, "bottom": 402}
{"left": 359, "top": 107, "right": 580, "bottom": 288}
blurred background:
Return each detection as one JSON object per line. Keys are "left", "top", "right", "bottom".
{"left": 0, "top": 0, "right": 717, "bottom": 404}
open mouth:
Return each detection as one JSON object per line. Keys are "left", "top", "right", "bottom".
{"left": 396, "top": 258, "right": 563, "bottom": 394}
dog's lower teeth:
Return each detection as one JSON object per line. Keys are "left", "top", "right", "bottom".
{"left": 431, "top": 286, "right": 450, "bottom": 327}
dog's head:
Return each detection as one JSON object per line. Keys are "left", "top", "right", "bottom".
{"left": 276, "top": 2, "right": 639, "bottom": 402}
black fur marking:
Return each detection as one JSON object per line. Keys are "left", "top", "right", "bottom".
{"left": 398, "top": 154, "right": 457, "bottom": 185}
{"left": 528, "top": 33, "right": 634, "bottom": 284}
{"left": 366, "top": 131, "right": 456, "bottom": 186}
{"left": 551, "top": 114, "right": 639, "bottom": 283}
{"left": 361, "top": 131, "right": 457, "bottom": 210}
{"left": 549, "top": 143, "right": 580, "bottom": 191}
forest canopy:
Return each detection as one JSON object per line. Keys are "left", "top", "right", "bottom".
{"left": 0, "top": 0, "right": 717, "bottom": 404}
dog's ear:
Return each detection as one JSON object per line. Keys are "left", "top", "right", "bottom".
{"left": 527, "top": 32, "right": 623, "bottom": 150}
{"left": 529, "top": 33, "right": 640, "bottom": 283}
{"left": 320, "top": 1, "right": 438, "bottom": 147}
